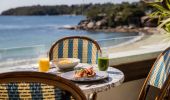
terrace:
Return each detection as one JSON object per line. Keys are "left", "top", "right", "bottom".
{"left": 0, "top": 0, "right": 170, "bottom": 99}
{"left": 0, "top": 32, "right": 169, "bottom": 100}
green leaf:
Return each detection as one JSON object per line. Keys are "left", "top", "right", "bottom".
{"left": 165, "top": 0, "right": 170, "bottom": 10}
{"left": 164, "top": 22, "right": 170, "bottom": 32}
{"left": 157, "top": 18, "right": 170, "bottom": 34}
{"left": 148, "top": 2, "right": 168, "bottom": 12}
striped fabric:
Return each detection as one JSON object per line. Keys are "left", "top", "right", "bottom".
{"left": 50, "top": 38, "right": 101, "bottom": 64}
{"left": 0, "top": 82, "right": 74, "bottom": 100}
{"left": 148, "top": 49, "right": 170, "bottom": 89}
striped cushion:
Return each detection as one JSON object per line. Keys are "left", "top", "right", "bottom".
{"left": 0, "top": 82, "right": 74, "bottom": 100}
{"left": 51, "top": 38, "right": 101, "bottom": 64}
{"left": 148, "top": 49, "right": 170, "bottom": 89}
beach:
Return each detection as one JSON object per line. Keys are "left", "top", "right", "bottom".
{"left": 0, "top": 15, "right": 164, "bottom": 68}
{"left": 0, "top": 15, "right": 141, "bottom": 67}
{"left": 1, "top": 31, "right": 167, "bottom": 68}
{"left": 105, "top": 33, "right": 169, "bottom": 55}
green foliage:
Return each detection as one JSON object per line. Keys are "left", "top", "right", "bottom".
{"left": 1, "top": 2, "right": 148, "bottom": 27}
{"left": 84, "top": 2, "right": 147, "bottom": 27}
{"left": 86, "top": 2, "right": 147, "bottom": 27}
{"left": 1, "top": 5, "right": 77, "bottom": 15}
{"left": 85, "top": 6, "right": 101, "bottom": 19}
{"left": 148, "top": 0, "right": 170, "bottom": 34}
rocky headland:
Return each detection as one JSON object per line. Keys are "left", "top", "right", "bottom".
{"left": 61, "top": 16, "right": 158, "bottom": 35}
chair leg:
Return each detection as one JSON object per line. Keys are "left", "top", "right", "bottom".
{"left": 86, "top": 93, "right": 97, "bottom": 100}
{"left": 91, "top": 92, "right": 97, "bottom": 100}
{"left": 167, "top": 88, "right": 170, "bottom": 100}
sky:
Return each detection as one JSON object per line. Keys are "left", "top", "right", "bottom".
{"left": 0, "top": 0, "right": 139, "bottom": 13}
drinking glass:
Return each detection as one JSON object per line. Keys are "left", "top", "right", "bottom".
{"left": 35, "top": 45, "right": 50, "bottom": 72}
{"left": 38, "top": 58, "right": 50, "bottom": 72}
{"left": 98, "top": 52, "right": 109, "bottom": 71}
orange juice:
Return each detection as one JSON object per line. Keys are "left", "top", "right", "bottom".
{"left": 38, "top": 58, "right": 50, "bottom": 72}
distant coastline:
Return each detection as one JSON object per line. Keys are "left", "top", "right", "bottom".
{"left": 0, "top": 4, "right": 84, "bottom": 15}
{"left": 1, "top": 2, "right": 157, "bottom": 34}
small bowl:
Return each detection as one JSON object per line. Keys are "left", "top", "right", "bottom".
{"left": 52, "top": 58, "right": 80, "bottom": 70}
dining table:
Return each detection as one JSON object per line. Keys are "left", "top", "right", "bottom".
{"left": 0, "top": 63, "right": 124, "bottom": 100}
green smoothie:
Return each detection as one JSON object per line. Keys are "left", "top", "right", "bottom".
{"left": 98, "top": 57, "right": 109, "bottom": 71}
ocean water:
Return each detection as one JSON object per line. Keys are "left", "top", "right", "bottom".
{"left": 0, "top": 16, "right": 138, "bottom": 63}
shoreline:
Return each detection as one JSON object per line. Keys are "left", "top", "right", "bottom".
{"left": 61, "top": 25, "right": 158, "bottom": 35}
{"left": 1, "top": 34, "right": 164, "bottom": 68}
{"left": 105, "top": 34, "right": 167, "bottom": 55}
{"left": 1, "top": 32, "right": 163, "bottom": 68}
{"left": 93, "top": 27, "right": 158, "bottom": 35}
{"left": 102, "top": 32, "right": 145, "bottom": 49}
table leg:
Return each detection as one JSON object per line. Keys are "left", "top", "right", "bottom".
{"left": 86, "top": 93, "right": 97, "bottom": 100}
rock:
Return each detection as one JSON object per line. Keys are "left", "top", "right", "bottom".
{"left": 96, "top": 19, "right": 107, "bottom": 26}
{"left": 78, "top": 19, "right": 90, "bottom": 25}
{"left": 143, "top": 27, "right": 149, "bottom": 30}
{"left": 96, "top": 21, "right": 102, "bottom": 26}
{"left": 87, "top": 22, "right": 95, "bottom": 29}
{"left": 59, "top": 25, "right": 77, "bottom": 30}
{"left": 123, "top": 25, "right": 128, "bottom": 29}
{"left": 116, "top": 26, "right": 122, "bottom": 29}
{"left": 128, "top": 24, "right": 136, "bottom": 29}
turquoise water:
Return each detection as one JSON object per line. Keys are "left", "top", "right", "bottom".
{"left": 0, "top": 16, "right": 138, "bottom": 61}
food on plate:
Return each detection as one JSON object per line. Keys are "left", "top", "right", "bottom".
{"left": 58, "top": 60, "right": 72, "bottom": 65}
{"left": 74, "top": 67, "right": 96, "bottom": 78}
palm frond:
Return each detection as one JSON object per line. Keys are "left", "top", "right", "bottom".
{"left": 158, "top": 17, "right": 170, "bottom": 28}
{"left": 165, "top": 0, "right": 170, "bottom": 10}
{"left": 148, "top": 2, "right": 169, "bottom": 12}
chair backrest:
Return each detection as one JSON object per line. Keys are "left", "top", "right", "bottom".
{"left": 138, "top": 47, "right": 170, "bottom": 100}
{"left": 0, "top": 71, "right": 86, "bottom": 100}
{"left": 49, "top": 36, "right": 102, "bottom": 64}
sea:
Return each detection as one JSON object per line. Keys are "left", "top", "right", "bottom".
{"left": 0, "top": 15, "right": 138, "bottom": 65}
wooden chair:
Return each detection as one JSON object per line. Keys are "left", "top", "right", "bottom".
{"left": 49, "top": 36, "right": 102, "bottom": 64}
{"left": 138, "top": 47, "right": 170, "bottom": 100}
{"left": 0, "top": 71, "right": 86, "bottom": 100}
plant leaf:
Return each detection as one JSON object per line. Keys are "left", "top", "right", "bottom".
{"left": 158, "top": 17, "right": 170, "bottom": 28}
{"left": 148, "top": 2, "right": 169, "bottom": 12}
{"left": 165, "top": 0, "right": 170, "bottom": 10}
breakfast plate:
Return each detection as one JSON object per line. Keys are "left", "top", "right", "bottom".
{"left": 61, "top": 71, "right": 108, "bottom": 82}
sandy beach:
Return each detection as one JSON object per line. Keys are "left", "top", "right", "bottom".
{"left": 104, "top": 33, "right": 170, "bottom": 54}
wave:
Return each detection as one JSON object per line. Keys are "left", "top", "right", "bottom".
{"left": 0, "top": 35, "right": 139, "bottom": 51}
{"left": 0, "top": 45, "right": 48, "bottom": 63}
{"left": 101, "top": 32, "right": 144, "bottom": 48}
{"left": 0, "top": 57, "right": 38, "bottom": 68}
{"left": 0, "top": 44, "right": 47, "bottom": 51}
{"left": 0, "top": 24, "right": 60, "bottom": 30}
{"left": 97, "top": 35, "right": 139, "bottom": 42}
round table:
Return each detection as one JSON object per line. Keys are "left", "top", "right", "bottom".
{"left": 49, "top": 63, "right": 124, "bottom": 100}
{"left": 8, "top": 63, "right": 124, "bottom": 100}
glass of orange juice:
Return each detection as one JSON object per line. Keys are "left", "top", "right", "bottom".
{"left": 38, "top": 58, "right": 50, "bottom": 72}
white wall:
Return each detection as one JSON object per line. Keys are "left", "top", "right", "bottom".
{"left": 97, "top": 79, "right": 145, "bottom": 100}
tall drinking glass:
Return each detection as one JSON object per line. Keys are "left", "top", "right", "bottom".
{"left": 98, "top": 52, "right": 109, "bottom": 71}
{"left": 36, "top": 45, "right": 49, "bottom": 72}
{"left": 38, "top": 58, "right": 50, "bottom": 72}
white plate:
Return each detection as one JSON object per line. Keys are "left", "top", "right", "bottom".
{"left": 61, "top": 71, "right": 108, "bottom": 82}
